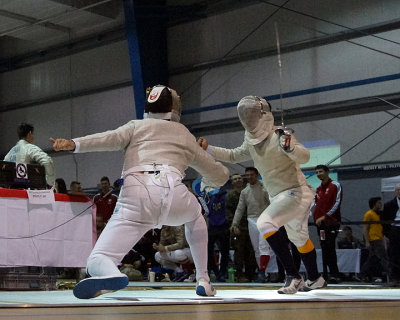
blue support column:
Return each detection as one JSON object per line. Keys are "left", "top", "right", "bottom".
{"left": 123, "top": 1, "right": 168, "bottom": 120}
{"left": 123, "top": 0, "right": 145, "bottom": 119}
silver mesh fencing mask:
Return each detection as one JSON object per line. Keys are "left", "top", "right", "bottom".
{"left": 237, "top": 96, "right": 274, "bottom": 145}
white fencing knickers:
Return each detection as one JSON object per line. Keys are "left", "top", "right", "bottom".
{"left": 257, "top": 184, "right": 314, "bottom": 248}
{"left": 86, "top": 164, "right": 210, "bottom": 282}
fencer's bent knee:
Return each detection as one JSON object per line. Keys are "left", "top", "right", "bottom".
{"left": 257, "top": 215, "right": 278, "bottom": 239}
{"left": 154, "top": 251, "right": 161, "bottom": 263}
{"left": 297, "top": 238, "right": 315, "bottom": 253}
{"left": 174, "top": 250, "right": 188, "bottom": 262}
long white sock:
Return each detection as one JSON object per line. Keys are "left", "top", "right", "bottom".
{"left": 185, "top": 215, "right": 210, "bottom": 282}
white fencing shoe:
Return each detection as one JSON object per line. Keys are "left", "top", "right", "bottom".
{"left": 301, "top": 275, "right": 327, "bottom": 292}
{"left": 73, "top": 274, "right": 129, "bottom": 299}
{"left": 196, "top": 279, "right": 216, "bottom": 296}
{"left": 277, "top": 276, "right": 305, "bottom": 294}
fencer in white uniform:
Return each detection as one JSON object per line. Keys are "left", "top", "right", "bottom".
{"left": 51, "top": 85, "right": 229, "bottom": 299}
{"left": 199, "top": 96, "right": 326, "bottom": 294}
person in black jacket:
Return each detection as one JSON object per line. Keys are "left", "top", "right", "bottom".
{"left": 381, "top": 183, "right": 400, "bottom": 285}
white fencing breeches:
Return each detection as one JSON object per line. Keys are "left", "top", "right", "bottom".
{"left": 257, "top": 185, "right": 314, "bottom": 247}
{"left": 86, "top": 167, "right": 209, "bottom": 282}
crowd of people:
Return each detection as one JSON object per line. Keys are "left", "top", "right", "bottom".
{"left": 3, "top": 85, "right": 400, "bottom": 299}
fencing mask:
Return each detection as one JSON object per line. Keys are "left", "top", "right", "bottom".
{"left": 237, "top": 96, "right": 274, "bottom": 145}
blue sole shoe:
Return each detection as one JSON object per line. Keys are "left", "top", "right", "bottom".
{"left": 196, "top": 279, "right": 216, "bottom": 296}
{"left": 73, "top": 274, "right": 129, "bottom": 299}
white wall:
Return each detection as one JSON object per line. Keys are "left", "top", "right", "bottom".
{"left": 169, "top": 0, "right": 400, "bottom": 178}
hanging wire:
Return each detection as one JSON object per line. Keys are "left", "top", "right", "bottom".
{"left": 186, "top": 3, "right": 399, "bottom": 107}
{"left": 0, "top": 0, "right": 114, "bottom": 37}
{"left": 180, "top": 0, "right": 292, "bottom": 97}
{"left": 326, "top": 113, "right": 400, "bottom": 166}
{"left": 279, "top": 18, "right": 400, "bottom": 60}
{"left": 260, "top": 0, "right": 400, "bottom": 46}
{"left": 302, "top": 98, "right": 400, "bottom": 181}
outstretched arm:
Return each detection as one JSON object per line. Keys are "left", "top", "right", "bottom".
{"left": 197, "top": 137, "right": 251, "bottom": 163}
{"left": 50, "top": 138, "right": 76, "bottom": 151}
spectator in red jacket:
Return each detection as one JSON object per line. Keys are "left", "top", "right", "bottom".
{"left": 93, "top": 176, "right": 118, "bottom": 224}
{"left": 313, "top": 165, "right": 342, "bottom": 283}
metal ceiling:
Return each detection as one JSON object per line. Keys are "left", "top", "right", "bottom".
{"left": 0, "top": 0, "right": 124, "bottom": 60}
{"left": 0, "top": 0, "right": 399, "bottom": 123}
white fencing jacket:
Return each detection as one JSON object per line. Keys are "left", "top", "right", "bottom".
{"left": 4, "top": 139, "right": 55, "bottom": 185}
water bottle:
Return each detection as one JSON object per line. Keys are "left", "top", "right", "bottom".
{"left": 228, "top": 267, "right": 235, "bottom": 283}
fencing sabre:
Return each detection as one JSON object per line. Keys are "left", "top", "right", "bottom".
{"left": 273, "top": 22, "right": 294, "bottom": 152}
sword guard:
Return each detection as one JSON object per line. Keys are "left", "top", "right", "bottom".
{"left": 275, "top": 127, "right": 294, "bottom": 152}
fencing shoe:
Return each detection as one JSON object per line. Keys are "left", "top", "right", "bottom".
{"left": 301, "top": 275, "right": 327, "bottom": 292}
{"left": 73, "top": 273, "right": 129, "bottom": 299}
{"left": 278, "top": 276, "right": 305, "bottom": 294}
{"left": 196, "top": 278, "right": 216, "bottom": 296}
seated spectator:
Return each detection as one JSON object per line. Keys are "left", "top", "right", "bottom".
{"left": 93, "top": 176, "right": 118, "bottom": 224}
{"left": 119, "top": 248, "right": 145, "bottom": 281}
{"left": 153, "top": 225, "right": 194, "bottom": 282}
{"left": 55, "top": 178, "right": 68, "bottom": 194}
{"left": 68, "top": 181, "right": 88, "bottom": 196}
{"left": 337, "top": 226, "right": 364, "bottom": 249}
{"left": 134, "top": 229, "right": 161, "bottom": 269}
{"left": 4, "top": 122, "right": 55, "bottom": 186}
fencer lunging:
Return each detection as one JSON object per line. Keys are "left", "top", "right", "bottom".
{"left": 51, "top": 85, "right": 229, "bottom": 299}
{"left": 198, "top": 96, "right": 326, "bottom": 294}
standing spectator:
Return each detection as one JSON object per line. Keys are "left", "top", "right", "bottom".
{"left": 313, "top": 164, "right": 342, "bottom": 283}
{"left": 93, "top": 176, "right": 118, "bottom": 224}
{"left": 231, "top": 167, "right": 271, "bottom": 281}
{"left": 381, "top": 183, "right": 400, "bottom": 285}
{"left": 153, "top": 225, "right": 194, "bottom": 282}
{"left": 4, "top": 122, "right": 55, "bottom": 186}
{"left": 200, "top": 183, "right": 230, "bottom": 282}
{"left": 360, "top": 197, "right": 388, "bottom": 282}
{"left": 226, "top": 173, "right": 257, "bottom": 282}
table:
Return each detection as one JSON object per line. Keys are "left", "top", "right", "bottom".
{"left": 266, "top": 249, "right": 361, "bottom": 273}
{"left": 0, "top": 188, "right": 96, "bottom": 268}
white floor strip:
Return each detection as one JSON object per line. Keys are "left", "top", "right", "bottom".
{"left": 0, "top": 287, "right": 400, "bottom": 308}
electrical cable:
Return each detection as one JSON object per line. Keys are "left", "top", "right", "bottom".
{"left": 180, "top": 0, "right": 292, "bottom": 97}
{"left": 0, "top": 200, "right": 95, "bottom": 240}
{"left": 325, "top": 98, "right": 400, "bottom": 166}
{"left": 276, "top": 17, "right": 400, "bottom": 60}
{"left": 260, "top": 1, "right": 400, "bottom": 46}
